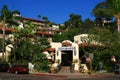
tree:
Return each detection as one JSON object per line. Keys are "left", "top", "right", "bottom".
{"left": 42, "top": 16, "right": 49, "bottom": 22}
{"left": 9, "top": 21, "right": 51, "bottom": 66}
{"left": 93, "top": 0, "right": 120, "bottom": 32}
{"left": 0, "top": 5, "right": 20, "bottom": 27}
{"left": 32, "top": 53, "right": 50, "bottom": 72}
{"left": 52, "top": 28, "right": 79, "bottom": 42}
{"left": 14, "top": 39, "right": 31, "bottom": 64}
{"left": 52, "top": 32, "right": 67, "bottom": 42}
{"left": 81, "top": 18, "right": 95, "bottom": 33}
{"left": 37, "top": 15, "right": 41, "bottom": 20}
{"left": 0, "top": 39, "right": 3, "bottom": 52}
{"left": 92, "top": 1, "right": 113, "bottom": 27}
{"left": 0, "top": 5, "right": 13, "bottom": 24}
{"left": 88, "top": 27, "right": 120, "bottom": 71}
{"left": 42, "top": 16, "right": 51, "bottom": 27}
{"left": 64, "top": 13, "right": 83, "bottom": 28}
{"left": 0, "top": 5, "right": 20, "bottom": 62}
{"left": 0, "top": 5, "right": 10, "bottom": 62}
{"left": 106, "top": 0, "right": 120, "bottom": 32}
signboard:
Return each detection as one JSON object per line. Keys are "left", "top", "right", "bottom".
{"left": 58, "top": 47, "right": 74, "bottom": 51}
{"left": 86, "top": 57, "right": 91, "bottom": 63}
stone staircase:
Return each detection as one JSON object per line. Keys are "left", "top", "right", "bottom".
{"left": 57, "top": 66, "right": 71, "bottom": 74}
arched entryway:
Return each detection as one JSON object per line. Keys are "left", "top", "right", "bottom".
{"left": 61, "top": 50, "right": 73, "bottom": 66}
{"left": 57, "top": 47, "right": 74, "bottom": 73}
{"left": 51, "top": 40, "right": 79, "bottom": 73}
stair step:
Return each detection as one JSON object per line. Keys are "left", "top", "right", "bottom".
{"left": 58, "top": 66, "right": 71, "bottom": 74}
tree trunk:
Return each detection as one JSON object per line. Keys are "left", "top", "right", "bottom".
{"left": 117, "top": 17, "right": 120, "bottom": 32}
{"left": 2, "top": 19, "right": 6, "bottom": 62}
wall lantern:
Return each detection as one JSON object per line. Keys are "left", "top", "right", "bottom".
{"left": 111, "top": 55, "right": 116, "bottom": 62}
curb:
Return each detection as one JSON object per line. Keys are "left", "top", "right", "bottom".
{"left": 30, "top": 71, "right": 115, "bottom": 78}
{"left": 30, "top": 71, "right": 67, "bottom": 77}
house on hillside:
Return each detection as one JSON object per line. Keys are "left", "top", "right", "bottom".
{"left": 0, "top": 16, "right": 66, "bottom": 61}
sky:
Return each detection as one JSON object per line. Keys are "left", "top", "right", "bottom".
{"left": 0, "top": 0, "right": 105, "bottom": 24}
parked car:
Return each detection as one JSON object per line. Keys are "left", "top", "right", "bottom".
{"left": 0, "top": 63, "right": 9, "bottom": 72}
{"left": 8, "top": 65, "right": 29, "bottom": 74}
{"left": 114, "top": 63, "right": 120, "bottom": 74}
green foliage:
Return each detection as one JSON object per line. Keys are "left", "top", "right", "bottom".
{"left": 92, "top": 1, "right": 117, "bottom": 30}
{"left": 88, "top": 27, "right": 120, "bottom": 72}
{"left": 42, "top": 16, "right": 49, "bottom": 22}
{"left": 0, "top": 5, "right": 20, "bottom": 26}
{"left": 93, "top": 0, "right": 120, "bottom": 31}
{"left": 81, "top": 18, "right": 95, "bottom": 33}
{"left": 59, "top": 25, "right": 66, "bottom": 30}
{"left": 32, "top": 53, "right": 50, "bottom": 72}
{"left": 0, "top": 5, "right": 12, "bottom": 21}
{"left": 17, "top": 39, "right": 31, "bottom": 62}
{"left": 0, "top": 39, "right": 3, "bottom": 51}
{"left": 64, "top": 13, "right": 83, "bottom": 28}
{"left": 107, "top": 0, "right": 120, "bottom": 32}
{"left": 107, "top": 0, "right": 120, "bottom": 15}
{"left": 8, "top": 36, "right": 50, "bottom": 64}
{"left": 52, "top": 33, "right": 67, "bottom": 42}
{"left": 37, "top": 37, "right": 51, "bottom": 49}
{"left": 92, "top": 2, "right": 113, "bottom": 18}
{"left": 88, "top": 27, "right": 113, "bottom": 45}
{"left": 8, "top": 20, "right": 50, "bottom": 68}
{"left": 52, "top": 28, "right": 79, "bottom": 42}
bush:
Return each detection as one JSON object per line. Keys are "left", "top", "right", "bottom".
{"left": 35, "top": 60, "right": 50, "bottom": 72}
{"left": 32, "top": 53, "right": 50, "bottom": 72}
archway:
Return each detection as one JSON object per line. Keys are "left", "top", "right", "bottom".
{"left": 61, "top": 50, "right": 73, "bottom": 66}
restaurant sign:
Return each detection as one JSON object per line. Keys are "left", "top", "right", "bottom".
{"left": 58, "top": 47, "right": 74, "bottom": 51}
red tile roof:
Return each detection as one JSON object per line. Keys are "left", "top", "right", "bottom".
{"left": 22, "top": 17, "right": 45, "bottom": 23}
{"left": 79, "top": 42, "right": 102, "bottom": 47}
{"left": 37, "top": 28, "right": 66, "bottom": 32}
{"left": 36, "top": 32, "right": 53, "bottom": 36}
{"left": 0, "top": 25, "right": 14, "bottom": 32}
{"left": 45, "top": 48, "right": 55, "bottom": 52}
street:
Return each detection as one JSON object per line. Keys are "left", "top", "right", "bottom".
{"left": 0, "top": 72, "right": 120, "bottom": 80}
{"left": 0, "top": 72, "right": 65, "bottom": 80}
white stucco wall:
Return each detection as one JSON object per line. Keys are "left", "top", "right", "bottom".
{"left": 50, "top": 41, "right": 79, "bottom": 64}
{"left": 0, "top": 52, "right": 2, "bottom": 58}
{"left": 72, "top": 43, "right": 79, "bottom": 60}
{"left": 50, "top": 42, "right": 61, "bottom": 48}
{"left": 52, "top": 25, "right": 59, "bottom": 30}
{"left": 74, "top": 34, "right": 88, "bottom": 44}
{"left": 74, "top": 34, "right": 100, "bottom": 45}
{"left": 50, "top": 42, "right": 61, "bottom": 61}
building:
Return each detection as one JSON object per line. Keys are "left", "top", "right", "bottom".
{"left": 50, "top": 40, "right": 79, "bottom": 72}
{"left": 0, "top": 17, "right": 66, "bottom": 61}
{"left": 47, "top": 34, "right": 103, "bottom": 73}
{"left": 0, "top": 17, "right": 66, "bottom": 42}
{"left": 0, "top": 17, "right": 96, "bottom": 73}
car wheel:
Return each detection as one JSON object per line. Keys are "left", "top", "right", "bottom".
{"left": 15, "top": 71, "right": 18, "bottom": 74}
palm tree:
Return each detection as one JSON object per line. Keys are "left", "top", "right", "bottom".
{"left": 42, "top": 16, "right": 49, "bottom": 27}
{"left": 37, "top": 15, "right": 41, "bottom": 20}
{"left": 0, "top": 5, "right": 20, "bottom": 61}
{"left": 0, "top": 5, "right": 10, "bottom": 61}
{"left": 0, "top": 5, "right": 20, "bottom": 27}
{"left": 106, "top": 0, "right": 120, "bottom": 32}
